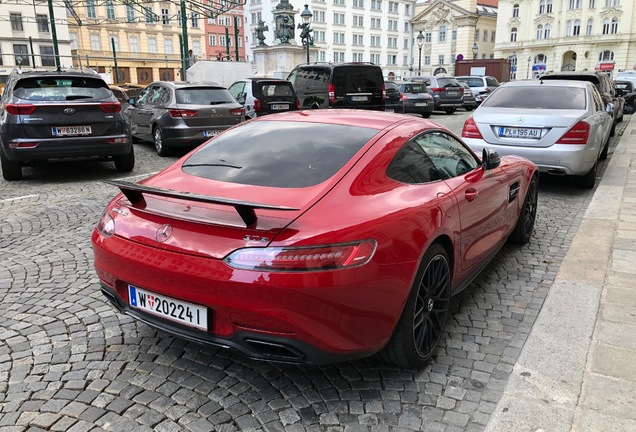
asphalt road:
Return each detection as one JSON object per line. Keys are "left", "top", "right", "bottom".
{"left": 0, "top": 112, "right": 628, "bottom": 431}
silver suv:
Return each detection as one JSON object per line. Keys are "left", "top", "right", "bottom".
{"left": 0, "top": 69, "right": 134, "bottom": 181}
{"left": 454, "top": 75, "right": 500, "bottom": 104}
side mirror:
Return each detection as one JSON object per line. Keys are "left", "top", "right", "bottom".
{"left": 236, "top": 93, "right": 246, "bottom": 104}
{"left": 615, "top": 88, "right": 624, "bottom": 97}
{"left": 425, "top": 80, "right": 431, "bottom": 86}
{"left": 128, "top": 98, "right": 136, "bottom": 106}
{"left": 482, "top": 148, "right": 501, "bottom": 170}
{"left": 605, "top": 103, "right": 614, "bottom": 113}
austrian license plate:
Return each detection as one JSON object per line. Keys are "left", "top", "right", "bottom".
{"left": 499, "top": 127, "right": 541, "bottom": 139}
{"left": 415, "top": 103, "right": 428, "bottom": 107}
{"left": 271, "top": 104, "right": 289, "bottom": 110}
{"left": 350, "top": 96, "right": 369, "bottom": 102}
{"left": 52, "top": 126, "right": 92, "bottom": 136}
{"left": 204, "top": 130, "right": 220, "bottom": 138}
{"left": 128, "top": 285, "right": 208, "bottom": 331}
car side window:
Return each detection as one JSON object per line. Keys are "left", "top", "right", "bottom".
{"left": 591, "top": 86, "right": 605, "bottom": 112}
{"left": 137, "top": 86, "right": 156, "bottom": 105}
{"left": 413, "top": 132, "right": 479, "bottom": 180}
{"left": 386, "top": 140, "right": 442, "bottom": 184}
{"left": 228, "top": 82, "right": 245, "bottom": 101}
{"left": 155, "top": 87, "right": 171, "bottom": 105}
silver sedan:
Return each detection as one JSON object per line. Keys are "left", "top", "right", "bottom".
{"left": 461, "top": 80, "right": 612, "bottom": 188}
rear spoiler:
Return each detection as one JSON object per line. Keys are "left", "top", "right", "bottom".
{"left": 105, "top": 180, "right": 300, "bottom": 227}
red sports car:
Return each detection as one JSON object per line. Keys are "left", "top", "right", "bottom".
{"left": 92, "top": 110, "right": 538, "bottom": 368}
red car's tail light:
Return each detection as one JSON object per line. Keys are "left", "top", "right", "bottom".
{"left": 462, "top": 117, "right": 483, "bottom": 139}
{"left": 169, "top": 109, "right": 198, "bottom": 118}
{"left": 295, "top": 98, "right": 300, "bottom": 109}
{"left": 96, "top": 210, "right": 115, "bottom": 237}
{"left": 225, "top": 240, "right": 377, "bottom": 272}
{"left": 430, "top": 88, "right": 444, "bottom": 93}
{"left": 5, "top": 103, "right": 37, "bottom": 115}
{"left": 328, "top": 83, "right": 336, "bottom": 105}
{"left": 230, "top": 107, "right": 245, "bottom": 116}
{"left": 253, "top": 98, "right": 262, "bottom": 111}
{"left": 106, "top": 137, "right": 128, "bottom": 143}
{"left": 401, "top": 94, "right": 408, "bottom": 101}
{"left": 556, "top": 121, "right": 590, "bottom": 145}
{"left": 99, "top": 102, "right": 121, "bottom": 113}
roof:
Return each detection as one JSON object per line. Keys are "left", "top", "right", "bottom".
{"left": 478, "top": 0, "right": 498, "bottom": 7}
{"left": 502, "top": 80, "right": 591, "bottom": 89}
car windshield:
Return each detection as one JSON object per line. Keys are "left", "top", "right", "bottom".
{"left": 403, "top": 84, "right": 426, "bottom": 94}
{"left": 182, "top": 121, "right": 379, "bottom": 188}
{"left": 176, "top": 88, "right": 234, "bottom": 105}
{"left": 13, "top": 76, "right": 111, "bottom": 101}
{"left": 481, "top": 86, "right": 587, "bottom": 110}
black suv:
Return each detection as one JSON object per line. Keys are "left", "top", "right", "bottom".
{"left": 0, "top": 69, "right": 133, "bottom": 180}
{"left": 541, "top": 71, "right": 624, "bottom": 133}
{"left": 228, "top": 78, "right": 298, "bottom": 119}
{"left": 287, "top": 62, "right": 385, "bottom": 111}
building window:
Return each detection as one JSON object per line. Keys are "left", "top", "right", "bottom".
{"left": 162, "top": 8, "right": 170, "bottom": 25}
{"left": 539, "top": 0, "right": 545, "bottom": 13}
{"left": 148, "top": 37, "right": 157, "bottom": 53}
{"left": 573, "top": 19, "right": 581, "bottom": 36}
{"left": 165, "top": 38, "right": 173, "bottom": 54}
{"left": 192, "top": 41, "right": 201, "bottom": 56}
{"left": 371, "top": 35, "right": 381, "bottom": 47}
{"left": 604, "top": 0, "right": 619, "bottom": 6}
{"left": 334, "top": 32, "right": 345, "bottom": 44}
{"left": 333, "top": 13, "right": 345, "bottom": 25}
{"left": 317, "top": 51, "right": 326, "bottom": 61}
{"left": 388, "top": 37, "right": 397, "bottom": 48}
{"left": 109, "top": 35, "right": 120, "bottom": 51}
{"left": 451, "top": 54, "right": 456, "bottom": 64}
{"left": 424, "top": 55, "right": 430, "bottom": 66}
{"left": 474, "top": 29, "right": 479, "bottom": 41}
{"left": 544, "top": 24, "right": 551, "bottom": 38}
{"left": 403, "top": 38, "right": 409, "bottom": 49}
{"left": 10, "top": 13, "right": 24, "bottom": 31}
{"left": 145, "top": 7, "right": 154, "bottom": 24}
{"left": 333, "top": 0, "right": 344, "bottom": 5}
{"left": 371, "top": 18, "right": 381, "bottom": 29}
{"left": 90, "top": 34, "right": 101, "bottom": 50}
{"left": 86, "top": 0, "right": 96, "bottom": 19}
{"left": 510, "top": 27, "right": 517, "bottom": 42}
{"left": 106, "top": 0, "right": 116, "bottom": 20}
{"left": 334, "top": 51, "right": 345, "bottom": 62}
{"left": 69, "top": 32, "right": 78, "bottom": 49}
{"left": 566, "top": 20, "right": 573, "bottom": 36}
{"left": 568, "top": 0, "right": 582, "bottom": 9}
{"left": 13, "top": 44, "right": 30, "bottom": 66}
{"left": 611, "top": 17, "right": 618, "bottom": 34}
{"left": 126, "top": 4, "right": 135, "bottom": 22}
{"left": 40, "top": 46, "right": 55, "bottom": 66}
{"left": 129, "top": 35, "right": 139, "bottom": 52}
{"left": 314, "top": 10, "right": 325, "bottom": 23}
{"left": 353, "top": 0, "right": 363, "bottom": 7}
{"left": 452, "top": 29, "right": 457, "bottom": 41}
{"left": 439, "top": 25, "right": 446, "bottom": 42}
{"left": 405, "top": 4, "right": 410, "bottom": 16}
{"left": 547, "top": 0, "right": 553, "bottom": 12}
{"left": 388, "top": 1, "right": 398, "bottom": 12}
{"left": 483, "top": 30, "right": 488, "bottom": 42}
{"left": 37, "top": 14, "right": 49, "bottom": 33}
{"left": 425, "top": 32, "right": 431, "bottom": 43}
{"left": 404, "top": 22, "right": 409, "bottom": 32}
{"left": 353, "top": 15, "right": 363, "bottom": 27}
{"left": 388, "top": 19, "right": 398, "bottom": 31}
{"left": 589, "top": 0, "right": 595, "bottom": 7}
{"left": 491, "top": 31, "right": 496, "bottom": 42}
{"left": 536, "top": 25, "right": 543, "bottom": 39}
{"left": 371, "top": 0, "right": 381, "bottom": 11}
{"left": 586, "top": 19, "right": 593, "bottom": 35}
{"left": 370, "top": 53, "right": 380, "bottom": 64}
{"left": 353, "top": 52, "right": 363, "bottom": 62}
{"left": 599, "top": 50, "right": 614, "bottom": 61}
{"left": 387, "top": 54, "right": 397, "bottom": 65}
{"left": 353, "top": 34, "right": 363, "bottom": 45}
{"left": 191, "top": 13, "right": 199, "bottom": 28}
{"left": 438, "top": 55, "right": 444, "bottom": 64}
{"left": 512, "top": 4, "right": 519, "bottom": 18}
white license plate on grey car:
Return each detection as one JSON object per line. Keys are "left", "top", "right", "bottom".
{"left": 52, "top": 126, "right": 92, "bottom": 136}
{"left": 499, "top": 127, "right": 541, "bottom": 139}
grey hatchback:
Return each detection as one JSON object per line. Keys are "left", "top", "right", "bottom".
{"left": 127, "top": 81, "right": 245, "bottom": 156}
{"left": 0, "top": 69, "right": 134, "bottom": 181}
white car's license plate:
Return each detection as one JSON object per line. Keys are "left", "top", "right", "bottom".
{"left": 271, "top": 104, "right": 289, "bottom": 110}
{"left": 128, "top": 285, "right": 208, "bottom": 331}
{"left": 415, "top": 103, "right": 428, "bottom": 107}
{"left": 351, "top": 96, "right": 369, "bottom": 102}
{"left": 204, "top": 130, "right": 220, "bottom": 137}
{"left": 385, "top": 108, "right": 394, "bottom": 112}
{"left": 499, "top": 127, "right": 541, "bottom": 139}
{"left": 52, "top": 126, "right": 92, "bottom": 136}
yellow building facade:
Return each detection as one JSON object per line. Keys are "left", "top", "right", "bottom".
{"left": 66, "top": 0, "right": 205, "bottom": 85}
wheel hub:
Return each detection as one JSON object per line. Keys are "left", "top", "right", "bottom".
{"left": 427, "top": 298, "right": 434, "bottom": 312}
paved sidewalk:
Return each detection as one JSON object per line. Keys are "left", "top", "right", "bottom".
{"left": 485, "top": 115, "right": 636, "bottom": 431}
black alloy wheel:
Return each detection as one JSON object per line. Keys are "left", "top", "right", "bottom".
{"left": 379, "top": 244, "right": 451, "bottom": 368}
{"left": 509, "top": 176, "right": 538, "bottom": 244}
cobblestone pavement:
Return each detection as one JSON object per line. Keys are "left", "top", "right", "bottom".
{"left": 0, "top": 115, "right": 629, "bottom": 432}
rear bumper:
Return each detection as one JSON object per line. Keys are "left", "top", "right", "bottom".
{"left": 92, "top": 230, "right": 414, "bottom": 365}
{"left": 403, "top": 101, "right": 434, "bottom": 115}
{"left": 160, "top": 126, "right": 230, "bottom": 147}
{"left": 2, "top": 135, "right": 132, "bottom": 162}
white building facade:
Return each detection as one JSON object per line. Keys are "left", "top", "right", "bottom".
{"left": 495, "top": 0, "right": 634, "bottom": 80}
{"left": 0, "top": 0, "right": 72, "bottom": 72}
{"left": 244, "top": 0, "right": 418, "bottom": 80}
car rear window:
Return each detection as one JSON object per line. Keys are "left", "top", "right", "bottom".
{"left": 436, "top": 78, "right": 461, "bottom": 88}
{"left": 332, "top": 66, "right": 383, "bottom": 94}
{"left": 482, "top": 86, "right": 587, "bottom": 110}
{"left": 485, "top": 77, "right": 500, "bottom": 87}
{"left": 176, "top": 87, "right": 234, "bottom": 105}
{"left": 254, "top": 82, "right": 295, "bottom": 97}
{"left": 182, "top": 121, "right": 379, "bottom": 188}
{"left": 13, "top": 76, "right": 111, "bottom": 101}
{"left": 402, "top": 83, "right": 427, "bottom": 93}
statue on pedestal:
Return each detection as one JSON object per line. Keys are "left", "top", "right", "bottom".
{"left": 255, "top": 20, "right": 269, "bottom": 46}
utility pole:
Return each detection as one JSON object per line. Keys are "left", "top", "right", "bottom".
{"left": 47, "top": 0, "right": 61, "bottom": 69}
{"left": 180, "top": 0, "right": 189, "bottom": 75}
{"left": 234, "top": 16, "right": 240, "bottom": 61}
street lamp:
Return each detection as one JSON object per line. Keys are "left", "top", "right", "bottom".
{"left": 299, "top": 4, "right": 313, "bottom": 64}
{"left": 472, "top": 42, "right": 479, "bottom": 59}
{"left": 416, "top": 31, "right": 424, "bottom": 76}
{"left": 527, "top": 56, "right": 532, "bottom": 79}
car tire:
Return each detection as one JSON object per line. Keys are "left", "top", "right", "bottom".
{"left": 422, "top": 112, "right": 432, "bottom": 118}
{"left": 624, "top": 103, "right": 635, "bottom": 115}
{"left": 578, "top": 161, "right": 597, "bottom": 189}
{"left": 464, "top": 107, "right": 474, "bottom": 112}
{"left": 131, "top": 135, "right": 142, "bottom": 144}
{"left": 153, "top": 126, "right": 171, "bottom": 157}
{"left": 1, "top": 153, "right": 22, "bottom": 181}
{"left": 444, "top": 108, "right": 456, "bottom": 114}
{"left": 508, "top": 175, "right": 538, "bottom": 245}
{"left": 114, "top": 147, "right": 135, "bottom": 172}
{"left": 610, "top": 121, "right": 616, "bottom": 137}
{"left": 379, "top": 243, "right": 451, "bottom": 368}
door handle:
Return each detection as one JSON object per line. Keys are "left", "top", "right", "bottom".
{"left": 465, "top": 188, "right": 478, "bottom": 202}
